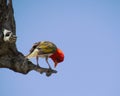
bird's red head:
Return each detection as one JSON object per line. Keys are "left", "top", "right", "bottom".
{"left": 50, "top": 48, "right": 64, "bottom": 68}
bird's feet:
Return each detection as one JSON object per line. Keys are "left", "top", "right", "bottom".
{"left": 48, "top": 66, "right": 52, "bottom": 70}
{"left": 36, "top": 64, "right": 41, "bottom": 68}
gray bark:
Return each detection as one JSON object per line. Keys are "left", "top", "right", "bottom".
{"left": 0, "top": 0, "right": 57, "bottom": 77}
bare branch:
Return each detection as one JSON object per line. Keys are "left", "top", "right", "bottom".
{"left": 0, "top": 0, "right": 57, "bottom": 77}
{"left": 0, "top": 51, "right": 57, "bottom": 76}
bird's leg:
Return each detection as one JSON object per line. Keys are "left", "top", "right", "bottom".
{"left": 46, "top": 57, "right": 52, "bottom": 69}
{"left": 36, "top": 56, "right": 40, "bottom": 67}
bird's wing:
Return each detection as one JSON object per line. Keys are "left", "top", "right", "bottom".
{"left": 37, "top": 41, "right": 57, "bottom": 55}
{"left": 29, "top": 42, "right": 40, "bottom": 53}
{"left": 26, "top": 42, "right": 40, "bottom": 58}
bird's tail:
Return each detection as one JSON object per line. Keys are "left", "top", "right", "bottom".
{"left": 26, "top": 49, "right": 39, "bottom": 59}
{"left": 26, "top": 54, "right": 32, "bottom": 59}
{"left": 26, "top": 52, "right": 37, "bottom": 59}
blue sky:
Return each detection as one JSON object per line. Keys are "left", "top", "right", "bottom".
{"left": 1, "top": 0, "right": 120, "bottom": 96}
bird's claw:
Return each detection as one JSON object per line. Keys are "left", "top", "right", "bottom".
{"left": 36, "top": 65, "right": 41, "bottom": 68}
{"left": 49, "top": 67, "right": 52, "bottom": 70}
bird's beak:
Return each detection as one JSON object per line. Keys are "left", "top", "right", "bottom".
{"left": 54, "top": 61, "right": 58, "bottom": 68}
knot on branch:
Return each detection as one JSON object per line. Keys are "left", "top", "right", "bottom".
{"left": 2, "top": 28, "right": 17, "bottom": 43}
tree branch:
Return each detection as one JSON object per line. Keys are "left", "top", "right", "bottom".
{"left": 0, "top": 0, "right": 57, "bottom": 77}
{"left": 0, "top": 52, "right": 57, "bottom": 76}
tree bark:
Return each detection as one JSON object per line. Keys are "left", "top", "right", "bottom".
{"left": 0, "top": 0, "right": 57, "bottom": 77}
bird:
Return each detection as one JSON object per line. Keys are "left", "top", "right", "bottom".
{"left": 26, "top": 41, "right": 64, "bottom": 69}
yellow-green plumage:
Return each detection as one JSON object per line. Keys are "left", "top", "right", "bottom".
{"left": 26, "top": 41, "right": 57, "bottom": 68}
{"left": 26, "top": 41, "right": 57, "bottom": 58}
